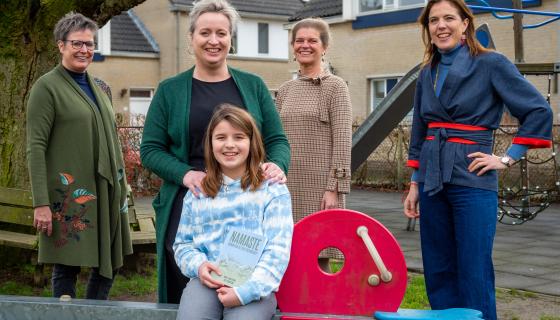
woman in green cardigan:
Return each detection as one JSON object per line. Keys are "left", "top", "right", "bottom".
{"left": 140, "top": 0, "right": 290, "bottom": 303}
{"left": 26, "top": 13, "right": 132, "bottom": 299}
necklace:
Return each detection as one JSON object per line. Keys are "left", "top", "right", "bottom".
{"left": 433, "top": 63, "right": 440, "bottom": 91}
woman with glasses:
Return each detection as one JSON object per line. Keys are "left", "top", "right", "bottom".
{"left": 26, "top": 12, "right": 132, "bottom": 299}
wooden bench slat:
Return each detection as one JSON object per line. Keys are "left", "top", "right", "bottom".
{"left": 0, "top": 230, "right": 38, "bottom": 249}
{"left": 138, "top": 218, "right": 155, "bottom": 233}
{"left": 0, "top": 206, "right": 34, "bottom": 226}
{"left": 0, "top": 187, "right": 33, "bottom": 207}
{"left": 130, "top": 231, "right": 157, "bottom": 245}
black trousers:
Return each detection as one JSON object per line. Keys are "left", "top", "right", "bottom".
{"left": 165, "top": 187, "right": 190, "bottom": 304}
{"left": 52, "top": 264, "right": 117, "bottom": 299}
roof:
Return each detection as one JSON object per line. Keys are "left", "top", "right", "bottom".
{"left": 290, "top": 0, "right": 342, "bottom": 21}
{"left": 110, "top": 11, "right": 159, "bottom": 53}
{"left": 171, "top": 0, "right": 305, "bottom": 17}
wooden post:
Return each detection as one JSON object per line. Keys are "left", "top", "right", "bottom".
{"left": 513, "top": 0, "right": 524, "bottom": 63}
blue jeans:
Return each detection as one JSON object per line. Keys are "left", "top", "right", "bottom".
{"left": 419, "top": 183, "right": 497, "bottom": 320}
{"left": 52, "top": 264, "right": 117, "bottom": 300}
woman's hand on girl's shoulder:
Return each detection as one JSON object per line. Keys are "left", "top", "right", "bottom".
{"left": 467, "top": 152, "right": 507, "bottom": 176}
{"left": 216, "top": 286, "right": 241, "bottom": 307}
{"left": 261, "top": 162, "right": 286, "bottom": 184}
{"left": 198, "top": 261, "right": 223, "bottom": 289}
{"left": 183, "top": 170, "right": 207, "bottom": 197}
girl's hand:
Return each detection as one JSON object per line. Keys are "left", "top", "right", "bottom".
{"left": 197, "top": 262, "right": 223, "bottom": 289}
{"left": 182, "top": 170, "right": 207, "bottom": 197}
{"left": 33, "top": 206, "right": 53, "bottom": 236}
{"left": 261, "top": 162, "right": 286, "bottom": 184}
{"left": 217, "top": 286, "right": 241, "bottom": 307}
{"left": 320, "top": 190, "right": 338, "bottom": 210}
{"left": 403, "top": 183, "right": 420, "bottom": 218}
{"left": 467, "top": 152, "right": 507, "bottom": 176}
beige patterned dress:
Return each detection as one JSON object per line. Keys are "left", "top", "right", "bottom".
{"left": 276, "top": 70, "right": 352, "bottom": 257}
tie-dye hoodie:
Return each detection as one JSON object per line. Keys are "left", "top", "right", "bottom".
{"left": 173, "top": 175, "right": 293, "bottom": 305}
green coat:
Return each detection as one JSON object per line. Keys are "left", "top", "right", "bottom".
{"left": 140, "top": 66, "right": 290, "bottom": 302}
{"left": 26, "top": 65, "right": 132, "bottom": 279}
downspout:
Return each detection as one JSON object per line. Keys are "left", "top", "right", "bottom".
{"left": 170, "top": 2, "right": 181, "bottom": 73}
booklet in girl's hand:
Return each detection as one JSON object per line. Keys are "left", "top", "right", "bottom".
{"left": 211, "top": 227, "right": 268, "bottom": 287}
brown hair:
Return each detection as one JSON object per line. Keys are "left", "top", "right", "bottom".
{"left": 291, "top": 17, "right": 331, "bottom": 48}
{"left": 53, "top": 12, "right": 98, "bottom": 43}
{"left": 202, "top": 104, "right": 265, "bottom": 198}
{"left": 418, "top": 0, "right": 489, "bottom": 66}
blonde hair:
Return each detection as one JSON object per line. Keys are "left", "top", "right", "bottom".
{"left": 202, "top": 104, "right": 265, "bottom": 198}
{"left": 291, "top": 17, "right": 331, "bottom": 48}
{"left": 188, "top": 0, "right": 240, "bottom": 35}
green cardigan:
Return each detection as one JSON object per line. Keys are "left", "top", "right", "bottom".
{"left": 26, "top": 65, "right": 132, "bottom": 279}
{"left": 140, "top": 66, "right": 290, "bottom": 302}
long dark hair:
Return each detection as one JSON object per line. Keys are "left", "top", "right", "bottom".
{"left": 202, "top": 104, "right": 265, "bottom": 198}
{"left": 418, "top": 0, "right": 489, "bottom": 66}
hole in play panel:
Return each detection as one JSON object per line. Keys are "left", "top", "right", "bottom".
{"left": 318, "top": 247, "right": 345, "bottom": 274}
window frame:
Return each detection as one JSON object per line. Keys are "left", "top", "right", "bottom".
{"left": 258, "top": 22, "right": 269, "bottom": 55}
{"left": 357, "top": 0, "right": 426, "bottom": 15}
{"left": 95, "top": 21, "right": 111, "bottom": 55}
{"left": 368, "top": 76, "right": 402, "bottom": 114}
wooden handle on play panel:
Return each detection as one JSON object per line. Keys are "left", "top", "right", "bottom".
{"left": 357, "top": 226, "right": 393, "bottom": 284}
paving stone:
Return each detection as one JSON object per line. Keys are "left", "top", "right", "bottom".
{"left": 494, "top": 272, "right": 551, "bottom": 290}
{"left": 514, "top": 246, "right": 560, "bottom": 257}
{"left": 538, "top": 272, "right": 560, "bottom": 282}
{"left": 494, "top": 264, "right": 556, "bottom": 277}
{"left": 499, "top": 254, "right": 560, "bottom": 267}
{"left": 526, "top": 281, "right": 560, "bottom": 296}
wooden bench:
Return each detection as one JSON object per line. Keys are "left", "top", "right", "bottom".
{"left": 0, "top": 186, "right": 156, "bottom": 284}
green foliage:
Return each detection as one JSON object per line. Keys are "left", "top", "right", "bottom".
{"left": 0, "top": 281, "right": 35, "bottom": 296}
{"left": 540, "top": 316, "right": 560, "bottom": 320}
{"left": 110, "top": 270, "right": 157, "bottom": 297}
{"left": 400, "top": 274, "right": 430, "bottom": 309}
{"left": 330, "top": 261, "right": 343, "bottom": 273}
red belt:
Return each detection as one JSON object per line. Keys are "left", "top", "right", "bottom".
{"left": 426, "top": 122, "right": 488, "bottom": 145}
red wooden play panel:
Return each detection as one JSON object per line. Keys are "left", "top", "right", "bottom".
{"left": 277, "top": 209, "right": 408, "bottom": 319}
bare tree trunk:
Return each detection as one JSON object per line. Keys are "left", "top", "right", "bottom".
{"left": 0, "top": 0, "right": 145, "bottom": 188}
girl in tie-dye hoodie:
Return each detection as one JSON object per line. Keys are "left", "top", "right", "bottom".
{"left": 173, "top": 104, "right": 293, "bottom": 320}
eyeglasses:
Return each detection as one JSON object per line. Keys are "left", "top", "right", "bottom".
{"left": 63, "top": 40, "right": 96, "bottom": 50}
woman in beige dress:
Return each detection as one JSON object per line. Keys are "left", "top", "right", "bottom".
{"left": 276, "top": 18, "right": 352, "bottom": 266}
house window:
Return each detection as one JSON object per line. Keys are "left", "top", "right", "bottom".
{"left": 360, "top": 0, "right": 383, "bottom": 11}
{"left": 258, "top": 23, "right": 269, "bottom": 54}
{"left": 95, "top": 21, "right": 111, "bottom": 55}
{"left": 359, "top": 0, "right": 425, "bottom": 13}
{"left": 129, "top": 88, "right": 154, "bottom": 124}
{"left": 369, "top": 77, "right": 399, "bottom": 113}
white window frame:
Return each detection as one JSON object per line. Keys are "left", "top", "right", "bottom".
{"left": 355, "top": 0, "right": 427, "bottom": 15}
{"left": 128, "top": 87, "right": 154, "bottom": 123}
{"left": 368, "top": 76, "right": 401, "bottom": 114}
{"left": 95, "top": 21, "right": 111, "bottom": 55}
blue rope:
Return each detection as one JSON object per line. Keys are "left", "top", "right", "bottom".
{"left": 468, "top": 1, "right": 560, "bottom": 29}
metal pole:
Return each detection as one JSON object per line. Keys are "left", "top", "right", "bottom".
{"left": 396, "top": 126, "right": 403, "bottom": 191}
{"left": 512, "top": 0, "right": 524, "bottom": 62}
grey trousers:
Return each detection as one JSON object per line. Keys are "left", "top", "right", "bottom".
{"left": 176, "top": 278, "right": 277, "bottom": 320}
